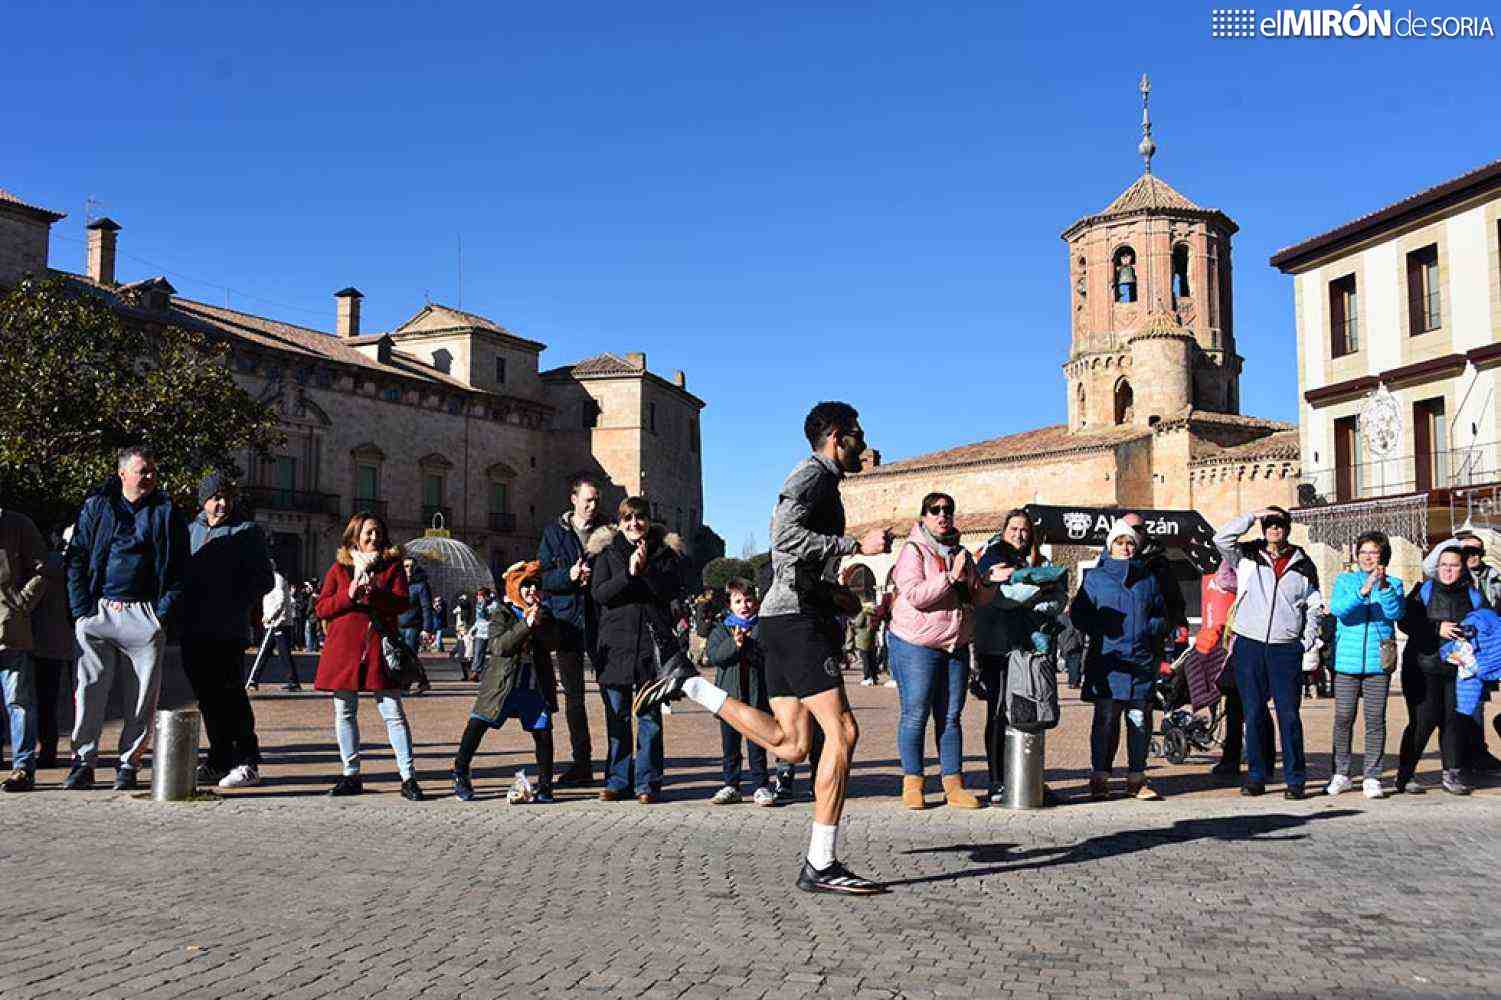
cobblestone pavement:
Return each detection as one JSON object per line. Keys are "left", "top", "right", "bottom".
{"left": 3, "top": 656, "right": 1500, "bottom": 999}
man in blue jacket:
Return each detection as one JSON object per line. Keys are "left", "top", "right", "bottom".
{"left": 182, "top": 472, "right": 274, "bottom": 788}
{"left": 536, "top": 474, "right": 601, "bottom": 786}
{"left": 65, "top": 445, "right": 190, "bottom": 791}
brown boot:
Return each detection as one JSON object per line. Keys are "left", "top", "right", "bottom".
{"left": 902, "top": 774, "right": 926, "bottom": 810}
{"left": 942, "top": 774, "right": 981, "bottom": 809}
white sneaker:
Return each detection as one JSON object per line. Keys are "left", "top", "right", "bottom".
{"left": 1362, "top": 778, "right": 1385, "bottom": 799}
{"left": 661, "top": 704, "right": 672, "bottom": 716}
{"left": 1325, "top": 774, "right": 1352, "bottom": 796}
{"left": 859, "top": 678, "right": 874, "bottom": 687}
{"left": 883, "top": 679, "right": 898, "bottom": 689}
{"left": 752, "top": 786, "right": 776, "bottom": 807}
{"left": 710, "top": 785, "right": 742, "bottom": 805}
{"left": 218, "top": 765, "right": 261, "bottom": 788}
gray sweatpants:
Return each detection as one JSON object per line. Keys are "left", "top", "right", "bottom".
{"left": 1332, "top": 671, "right": 1391, "bottom": 780}
{"left": 72, "top": 600, "right": 165, "bottom": 768}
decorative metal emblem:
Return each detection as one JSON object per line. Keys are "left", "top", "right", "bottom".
{"left": 1360, "top": 385, "right": 1401, "bottom": 459}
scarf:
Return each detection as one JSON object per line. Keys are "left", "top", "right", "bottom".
{"left": 724, "top": 612, "right": 759, "bottom": 630}
{"left": 350, "top": 549, "right": 379, "bottom": 580}
{"left": 920, "top": 522, "right": 960, "bottom": 559}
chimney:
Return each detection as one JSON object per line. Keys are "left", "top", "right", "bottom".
{"left": 625, "top": 352, "right": 645, "bottom": 370}
{"left": 86, "top": 217, "right": 121, "bottom": 286}
{"left": 673, "top": 370, "right": 686, "bottom": 388}
{"left": 335, "top": 287, "right": 363, "bottom": 337}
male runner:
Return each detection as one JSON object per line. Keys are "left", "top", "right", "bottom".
{"left": 636, "top": 401, "right": 891, "bottom": 894}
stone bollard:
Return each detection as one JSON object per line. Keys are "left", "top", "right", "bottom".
{"left": 1001, "top": 728, "right": 1046, "bottom": 810}
{"left": 151, "top": 709, "right": 201, "bottom": 802}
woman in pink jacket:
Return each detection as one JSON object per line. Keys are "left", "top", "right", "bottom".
{"left": 888, "top": 493, "right": 995, "bottom": 810}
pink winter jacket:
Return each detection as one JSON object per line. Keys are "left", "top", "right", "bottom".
{"left": 889, "top": 524, "right": 994, "bottom": 652}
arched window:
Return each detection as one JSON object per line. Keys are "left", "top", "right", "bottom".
{"left": 1172, "top": 244, "right": 1190, "bottom": 302}
{"left": 1114, "top": 378, "right": 1134, "bottom": 425}
{"left": 1076, "top": 381, "right": 1087, "bottom": 427}
{"left": 1114, "top": 247, "right": 1138, "bottom": 303}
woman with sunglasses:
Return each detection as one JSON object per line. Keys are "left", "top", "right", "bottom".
{"left": 886, "top": 493, "right": 994, "bottom": 809}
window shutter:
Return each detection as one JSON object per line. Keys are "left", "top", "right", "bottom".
{"left": 1407, "top": 253, "right": 1424, "bottom": 334}
{"left": 1329, "top": 281, "right": 1346, "bottom": 355}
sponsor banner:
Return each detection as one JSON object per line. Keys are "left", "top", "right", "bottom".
{"left": 1022, "top": 504, "right": 1221, "bottom": 573}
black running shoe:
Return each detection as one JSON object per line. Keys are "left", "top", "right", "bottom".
{"left": 63, "top": 762, "right": 95, "bottom": 790}
{"left": 632, "top": 653, "right": 700, "bottom": 716}
{"left": 796, "top": 859, "right": 885, "bottom": 896}
{"left": 328, "top": 775, "right": 364, "bottom": 797}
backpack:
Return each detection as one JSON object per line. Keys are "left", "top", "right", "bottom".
{"left": 1005, "top": 648, "right": 1060, "bottom": 732}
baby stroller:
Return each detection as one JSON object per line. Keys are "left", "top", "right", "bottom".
{"left": 1150, "top": 643, "right": 1229, "bottom": 765}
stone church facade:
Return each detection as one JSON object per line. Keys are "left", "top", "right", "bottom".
{"left": 839, "top": 114, "right": 1299, "bottom": 610}
{"left": 0, "top": 184, "right": 711, "bottom": 584}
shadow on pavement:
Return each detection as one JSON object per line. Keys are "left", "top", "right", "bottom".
{"left": 883, "top": 809, "right": 1364, "bottom": 889}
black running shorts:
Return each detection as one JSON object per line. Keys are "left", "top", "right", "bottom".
{"left": 762, "top": 613, "right": 844, "bottom": 699}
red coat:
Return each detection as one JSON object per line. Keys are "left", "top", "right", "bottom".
{"left": 313, "top": 552, "right": 409, "bottom": 692}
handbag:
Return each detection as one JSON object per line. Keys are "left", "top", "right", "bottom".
{"left": 1379, "top": 638, "right": 1399, "bottom": 675}
{"left": 368, "top": 617, "right": 429, "bottom": 690}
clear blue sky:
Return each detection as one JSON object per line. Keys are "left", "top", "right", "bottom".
{"left": 6, "top": 2, "right": 1498, "bottom": 552}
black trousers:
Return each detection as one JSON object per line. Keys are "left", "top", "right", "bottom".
{"left": 1397, "top": 667, "right": 1473, "bottom": 775}
{"left": 535, "top": 636, "right": 592, "bottom": 770}
{"left": 859, "top": 648, "right": 878, "bottom": 682}
{"left": 455, "top": 716, "right": 553, "bottom": 792}
{"left": 181, "top": 637, "right": 261, "bottom": 770}
{"left": 33, "top": 657, "right": 68, "bottom": 764}
{"left": 976, "top": 653, "right": 1010, "bottom": 790}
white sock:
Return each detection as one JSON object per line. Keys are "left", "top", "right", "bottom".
{"left": 681, "top": 676, "right": 728, "bottom": 715}
{"left": 807, "top": 821, "right": 838, "bottom": 870}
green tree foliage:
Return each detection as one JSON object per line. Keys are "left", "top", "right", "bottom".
{"left": 701, "top": 556, "right": 753, "bottom": 592}
{"left": 0, "top": 277, "right": 284, "bottom": 529}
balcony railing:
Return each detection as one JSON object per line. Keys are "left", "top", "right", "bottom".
{"left": 488, "top": 511, "right": 517, "bottom": 532}
{"left": 422, "top": 505, "right": 453, "bottom": 528}
{"left": 1296, "top": 442, "right": 1501, "bottom": 507}
{"left": 351, "top": 498, "right": 390, "bottom": 521}
{"left": 243, "top": 486, "right": 341, "bottom": 517}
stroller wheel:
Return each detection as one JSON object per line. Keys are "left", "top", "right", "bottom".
{"left": 1164, "top": 729, "right": 1189, "bottom": 765}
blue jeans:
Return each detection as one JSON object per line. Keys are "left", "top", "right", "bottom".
{"left": 304, "top": 618, "right": 321, "bottom": 652}
{"left": 601, "top": 684, "right": 663, "bottom": 794}
{"left": 888, "top": 633, "right": 969, "bottom": 776}
{"left": 0, "top": 651, "right": 38, "bottom": 773}
{"left": 400, "top": 627, "right": 421, "bottom": 654}
{"left": 331, "top": 690, "right": 414, "bottom": 780}
{"left": 1090, "top": 698, "right": 1151, "bottom": 774}
{"left": 1233, "top": 636, "right": 1306, "bottom": 787}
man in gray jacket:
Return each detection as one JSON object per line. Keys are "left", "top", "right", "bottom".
{"left": 1215, "top": 506, "right": 1322, "bottom": 799}
{"left": 0, "top": 506, "right": 48, "bottom": 792}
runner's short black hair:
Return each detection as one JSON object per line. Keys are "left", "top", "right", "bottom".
{"left": 804, "top": 401, "right": 859, "bottom": 449}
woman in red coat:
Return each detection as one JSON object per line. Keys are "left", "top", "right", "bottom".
{"left": 314, "top": 512, "right": 425, "bottom": 800}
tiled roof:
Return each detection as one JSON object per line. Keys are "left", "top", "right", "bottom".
{"left": 1191, "top": 428, "right": 1301, "bottom": 465}
{"left": 855, "top": 423, "right": 1150, "bottom": 477}
{"left": 0, "top": 187, "right": 66, "bottom": 222}
{"left": 1270, "top": 156, "right": 1501, "bottom": 272}
{"left": 1100, "top": 173, "right": 1202, "bottom": 215}
{"left": 540, "top": 352, "right": 644, "bottom": 378}
{"left": 168, "top": 298, "right": 467, "bottom": 389}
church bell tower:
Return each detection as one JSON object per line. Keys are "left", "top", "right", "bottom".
{"left": 1060, "top": 75, "right": 1243, "bottom": 433}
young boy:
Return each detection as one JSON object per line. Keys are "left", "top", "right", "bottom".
{"left": 704, "top": 578, "right": 776, "bottom": 806}
{"left": 451, "top": 563, "right": 557, "bottom": 803}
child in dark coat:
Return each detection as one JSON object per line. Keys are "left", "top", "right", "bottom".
{"left": 704, "top": 578, "right": 775, "bottom": 806}
{"left": 451, "top": 562, "right": 557, "bottom": 803}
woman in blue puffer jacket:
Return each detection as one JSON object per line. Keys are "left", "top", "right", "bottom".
{"left": 1325, "top": 530, "right": 1403, "bottom": 800}
{"left": 1070, "top": 519, "right": 1165, "bottom": 802}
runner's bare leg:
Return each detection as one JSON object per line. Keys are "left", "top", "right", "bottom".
{"left": 800, "top": 686, "right": 856, "bottom": 826}
{"left": 716, "top": 695, "right": 812, "bottom": 763}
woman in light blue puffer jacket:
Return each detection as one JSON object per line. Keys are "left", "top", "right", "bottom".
{"left": 1325, "top": 530, "right": 1403, "bottom": 799}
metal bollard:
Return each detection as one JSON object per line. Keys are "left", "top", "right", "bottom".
{"left": 1001, "top": 728, "right": 1046, "bottom": 810}
{"left": 151, "top": 709, "right": 201, "bottom": 801}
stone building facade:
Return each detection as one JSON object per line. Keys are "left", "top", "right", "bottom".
{"left": 0, "top": 186, "right": 709, "bottom": 585}
{"left": 838, "top": 107, "right": 1299, "bottom": 612}
{"left": 1272, "top": 156, "right": 1501, "bottom": 591}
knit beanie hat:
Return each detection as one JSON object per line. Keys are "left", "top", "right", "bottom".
{"left": 1104, "top": 518, "right": 1140, "bottom": 553}
{"left": 197, "top": 471, "right": 234, "bottom": 506}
